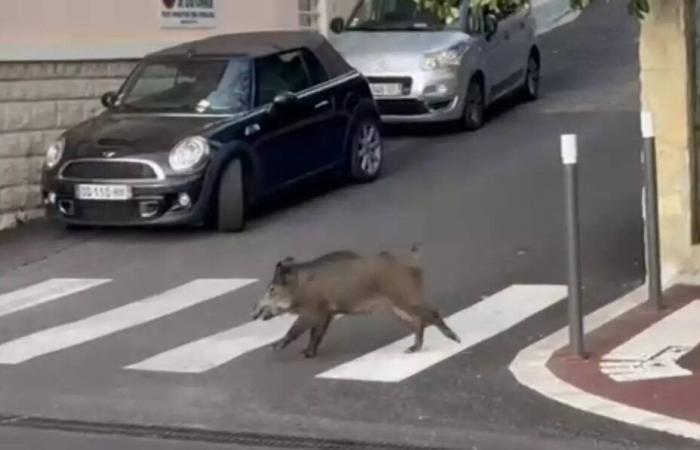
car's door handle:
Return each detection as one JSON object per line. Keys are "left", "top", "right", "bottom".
{"left": 504, "top": 32, "right": 510, "bottom": 40}
{"left": 314, "top": 100, "right": 330, "bottom": 110}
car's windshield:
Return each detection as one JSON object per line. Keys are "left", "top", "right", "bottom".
{"left": 117, "top": 58, "right": 252, "bottom": 114}
{"left": 346, "top": 0, "right": 464, "bottom": 32}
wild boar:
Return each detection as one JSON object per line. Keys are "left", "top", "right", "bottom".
{"left": 252, "top": 246, "right": 460, "bottom": 358}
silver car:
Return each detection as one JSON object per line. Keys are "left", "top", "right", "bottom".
{"left": 329, "top": 0, "right": 540, "bottom": 130}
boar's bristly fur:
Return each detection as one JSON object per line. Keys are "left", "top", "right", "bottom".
{"left": 253, "top": 246, "right": 460, "bottom": 358}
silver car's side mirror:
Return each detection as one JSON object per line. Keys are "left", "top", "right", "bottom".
{"left": 330, "top": 17, "right": 344, "bottom": 34}
{"left": 484, "top": 15, "right": 498, "bottom": 39}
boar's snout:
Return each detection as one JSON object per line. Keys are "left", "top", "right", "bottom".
{"left": 252, "top": 304, "right": 265, "bottom": 320}
{"left": 252, "top": 304, "right": 275, "bottom": 321}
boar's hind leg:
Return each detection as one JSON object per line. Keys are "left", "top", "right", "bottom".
{"left": 397, "top": 305, "right": 461, "bottom": 353}
{"left": 271, "top": 316, "right": 311, "bottom": 351}
{"left": 391, "top": 307, "right": 425, "bottom": 353}
{"left": 405, "top": 318, "right": 425, "bottom": 354}
{"left": 302, "top": 314, "right": 333, "bottom": 359}
{"left": 422, "top": 307, "right": 460, "bottom": 344}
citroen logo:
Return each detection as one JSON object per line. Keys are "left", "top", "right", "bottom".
{"left": 103, "top": 151, "right": 116, "bottom": 158}
{"left": 375, "top": 59, "right": 389, "bottom": 71}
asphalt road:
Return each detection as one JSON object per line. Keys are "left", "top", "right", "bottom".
{"left": 0, "top": 2, "right": 694, "bottom": 450}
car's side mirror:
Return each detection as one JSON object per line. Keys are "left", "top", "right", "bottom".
{"left": 101, "top": 91, "right": 117, "bottom": 108}
{"left": 330, "top": 17, "right": 345, "bottom": 34}
{"left": 484, "top": 15, "right": 498, "bottom": 40}
{"left": 267, "top": 91, "right": 299, "bottom": 117}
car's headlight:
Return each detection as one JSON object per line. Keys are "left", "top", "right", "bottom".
{"left": 421, "top": 43, "right": 468, "bottom": 71}
{"left": 169, "top": 136, "right": 210, "bottom": 172}
{"left": 45, "top": 137, "right": 65, "bottom": 170}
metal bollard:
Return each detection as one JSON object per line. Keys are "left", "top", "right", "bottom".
{"left": 641, "top": 112, "right": 663, "bottom": 310}
{"left": 561, "top": 134, "right": 586, "bottom": 358}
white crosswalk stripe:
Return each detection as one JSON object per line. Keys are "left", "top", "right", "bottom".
{"left": 126, "top": 315, "right": 297, "bottom": 373}
{"left": 0, "top": 278, "right": 110, "bottom": 318}
{"left": 0, "top": 279, "right": 569, "bottom": 382}
{"left": 0, "top": 278, "right": 256, "bottom": 365}
{"left": 317, "top": 285, "right": 567, "bottom": 382}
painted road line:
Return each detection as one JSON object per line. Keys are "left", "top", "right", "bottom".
{"left": 318, "top": 284, "right": 567, "bottom": 382}
{"left": 0, "top": 279, "right": 256, "bottom": 365}
{"left": 126, "top": 315, "right": 297, "bottom": 373}
{"left": 599, "top": 300, "right": 700, "bottom": 382}
{"left": 0, "top": 278, "right": 110, "bottom": 318}
{"left": 510, "top": 282, "right": 700, "bottom": 442}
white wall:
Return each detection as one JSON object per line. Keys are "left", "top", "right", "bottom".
{"left": 0, "top": 0, "right": 300, "bottom": 61}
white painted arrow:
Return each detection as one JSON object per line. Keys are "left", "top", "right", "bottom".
{"left": 600, "top": 300, "right": 700, "bottom": 382}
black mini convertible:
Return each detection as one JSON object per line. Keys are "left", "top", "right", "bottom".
{"left": 40, "top": 31, "right": 383, "bottom": 231}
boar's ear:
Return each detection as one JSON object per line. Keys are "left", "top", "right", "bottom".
{"left": 275, "top": 257, "right": 295, "bottom": 269}
{"left": 278, "top": 265, "right": 298, "bottom": 286}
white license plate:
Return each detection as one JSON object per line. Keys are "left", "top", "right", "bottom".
{"left": 371, "top": 83, "right": 402, "bottom": 97}
{"left": 75, "top": 184, "right": 132, "bottom": 201}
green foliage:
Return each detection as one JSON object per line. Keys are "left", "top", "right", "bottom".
{"left": 398, "top": 0, "right": 649, "bottom": 22}
{"left": 469, "top": 0, "right": 649, "bottom": 19}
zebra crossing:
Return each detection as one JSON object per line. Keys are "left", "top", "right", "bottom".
{"left": 0, "top": 277, "right": 567, "bottom": 382}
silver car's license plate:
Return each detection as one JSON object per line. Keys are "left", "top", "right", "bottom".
{"left": 75, "top": 184, "right": 132, "bottom": 201}
{"left": 371, "top": 83, "right": 402, "bottom": 97}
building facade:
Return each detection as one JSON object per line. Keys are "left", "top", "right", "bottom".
{"left": 638, "top": 0, "right": 700, "bottom": 278}
{"left": 0, "top": 0, "right": 361, "bottom": 229}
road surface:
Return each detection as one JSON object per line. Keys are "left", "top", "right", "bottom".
{"left": 1, "top": 2, "right": 692, "bottom": 449}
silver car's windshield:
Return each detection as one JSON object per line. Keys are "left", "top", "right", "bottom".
{"left": 346, "top": 0, "right": 464, "bottom": 31}
{"left": 118, "top": 58, "right": 252, "bottom": 114}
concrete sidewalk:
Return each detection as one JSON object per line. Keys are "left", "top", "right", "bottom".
{"left": 532, "top": 0, "right": 579, "bottom": 34}
{"left": 511, "top": 282, "right": 700, "bottom": 448}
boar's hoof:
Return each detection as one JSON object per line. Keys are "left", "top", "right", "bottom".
{"left": 301, "top": 349, "right": 317, "bottom": 359}
{"left": 270, "top": 340, "right": 285, "bottom": 351}
{"left": 405, "top": 345, "right": 422, "bottom": 354}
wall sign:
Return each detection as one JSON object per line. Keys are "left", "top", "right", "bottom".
{"left": 161, "top": 0, "right": 216, "bottom": 29}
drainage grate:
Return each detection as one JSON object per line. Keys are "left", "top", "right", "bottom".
{"left": 0, "top": 415, "right": 455, "bottom": 450}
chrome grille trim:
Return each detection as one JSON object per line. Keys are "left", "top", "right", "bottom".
{"left": 58, "top": 158, "right": 166, "bottom": 183}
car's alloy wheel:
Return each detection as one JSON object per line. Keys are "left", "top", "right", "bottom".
{"left": 462, "top": 78, "right": 485, "bottom": 131}
{"left": 350, "top": 118, "right": 383, "bottom": 182}
{"left": 217, "top": 159, "right": 245, "bottom": 232}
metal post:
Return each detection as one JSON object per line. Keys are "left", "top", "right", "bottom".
{"left": 641, "top": 111, "right": 663, "bottom": 310}
{"left": 561, "top": 134, "right": 586, "bottom": 358}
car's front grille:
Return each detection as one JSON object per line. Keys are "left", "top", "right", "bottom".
{"left": 75, "top": 201, "right": 144, "bottom": 222}
{"left": 61, "top": 160, "right": 159, "bottom": 181}
{"left": 377, "top": 99, "right": 430, "bottom": 116}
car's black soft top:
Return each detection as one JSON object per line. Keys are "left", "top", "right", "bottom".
{"left": 145, "top": 30, "right": 355, "bottom": 79}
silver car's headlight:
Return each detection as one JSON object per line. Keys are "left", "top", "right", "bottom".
{"left": 169, "top": 136, "right": 210, "bottom": 172}
{"left": 45, "top": 137, "right": 65, "bottom": 170}
{"left": 421, "top": 43, "right": 468, "bottom": 71}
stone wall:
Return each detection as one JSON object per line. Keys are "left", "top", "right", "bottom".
{"left": 0, "top": 60, "right": 136, "bottom": 229}
{"left": 640, "top": 0, "right": 700, "bottom": 278}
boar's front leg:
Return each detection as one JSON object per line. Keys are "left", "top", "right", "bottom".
{"left": 271, "top": 316, "right": 311, "bottom": 351}
{"left": 302, "top": 314, "right": 333, "bottom": 359}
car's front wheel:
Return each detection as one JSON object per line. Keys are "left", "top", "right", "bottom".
{"left": 519, "top": 52, "right": 540, "bottom": 101}
{"left": 462, "top": 77, "right": 485, "bottom": 131}
{"left": 217, "top": 159, "right": 245, "bottom": 232}
{"left": 349, "top": 117, "right": 383, "bottom": 183}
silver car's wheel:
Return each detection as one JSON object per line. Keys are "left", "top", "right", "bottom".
{"left": 462, "top": 78, "right": 485, "bottom": 131}
{"left": 350, "top": 118, "right": 383, "bottom": 182}
{"left": 521, "top": 53, "right": 540, "bottom": 101}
